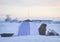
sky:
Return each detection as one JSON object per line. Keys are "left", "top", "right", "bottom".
{"left": 0, "top": 0, "right": 60, "bottom": 19}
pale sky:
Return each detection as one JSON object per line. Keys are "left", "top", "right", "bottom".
{"left": 0, "top": 0, "right": 60, "bottom": 19}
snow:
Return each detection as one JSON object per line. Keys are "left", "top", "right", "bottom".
{"left": 0, "top": 35, "right": 60, "bottom": 42}
{"left": 30, "top": 22, "right": 60, "bottom": 35}
{"left": 0, "top": 21, "right": 60, "bottom": 42}
{"left": 0, "top": 22, "right": 21, "bottom": 35}
{"left": 0, "top": 22, "right": 60, "bottom": 35}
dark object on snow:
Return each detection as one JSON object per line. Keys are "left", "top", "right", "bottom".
{"left": 0, "top": 33, "right": 14, "bottom": 37}
{"left": 47, "top": 30, "right": 59, "bottom": 36}
{"left": 38, "top": 24, "right": 47, "bottom": 35}
{"left": 47, "top": 32, "right": 55, "bottom": 36}
{"left": 5, "top": 15, "right": 11, "bottom": 22}
{"left": 24, "top": 19, "right": 32, "bottom": 22}
{"left": 48, "top": 32, "right": 59, "bottom": 36}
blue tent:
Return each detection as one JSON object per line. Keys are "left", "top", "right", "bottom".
{"left": 18, "top": 22, "right": 30, "bottom": 36}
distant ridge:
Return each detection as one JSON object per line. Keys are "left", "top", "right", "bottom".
{"left": 0, "top": 14, "right": 60, "bottom": 21}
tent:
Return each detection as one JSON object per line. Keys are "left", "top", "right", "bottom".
{"left": 18, "top": 22, "right": 30, "bottom": 36}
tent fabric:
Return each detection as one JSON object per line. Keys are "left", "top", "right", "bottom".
{"left": 18, "top": 22, "right": 30, "bottom": 36}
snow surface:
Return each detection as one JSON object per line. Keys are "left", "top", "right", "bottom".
{"left": 0, "top": 35, "right": 60, "bottom": 42}
{"left": 30, "top": 22, "right": 60, "bottom": 35}
{"left": 0, "top": 22, "right": 60, "bottom": 35}
{"left": 0, "top": 22, "right": 20, "bottom": 35}
{"left": 0, "top": 21, "right": 60, "bottom": 42}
